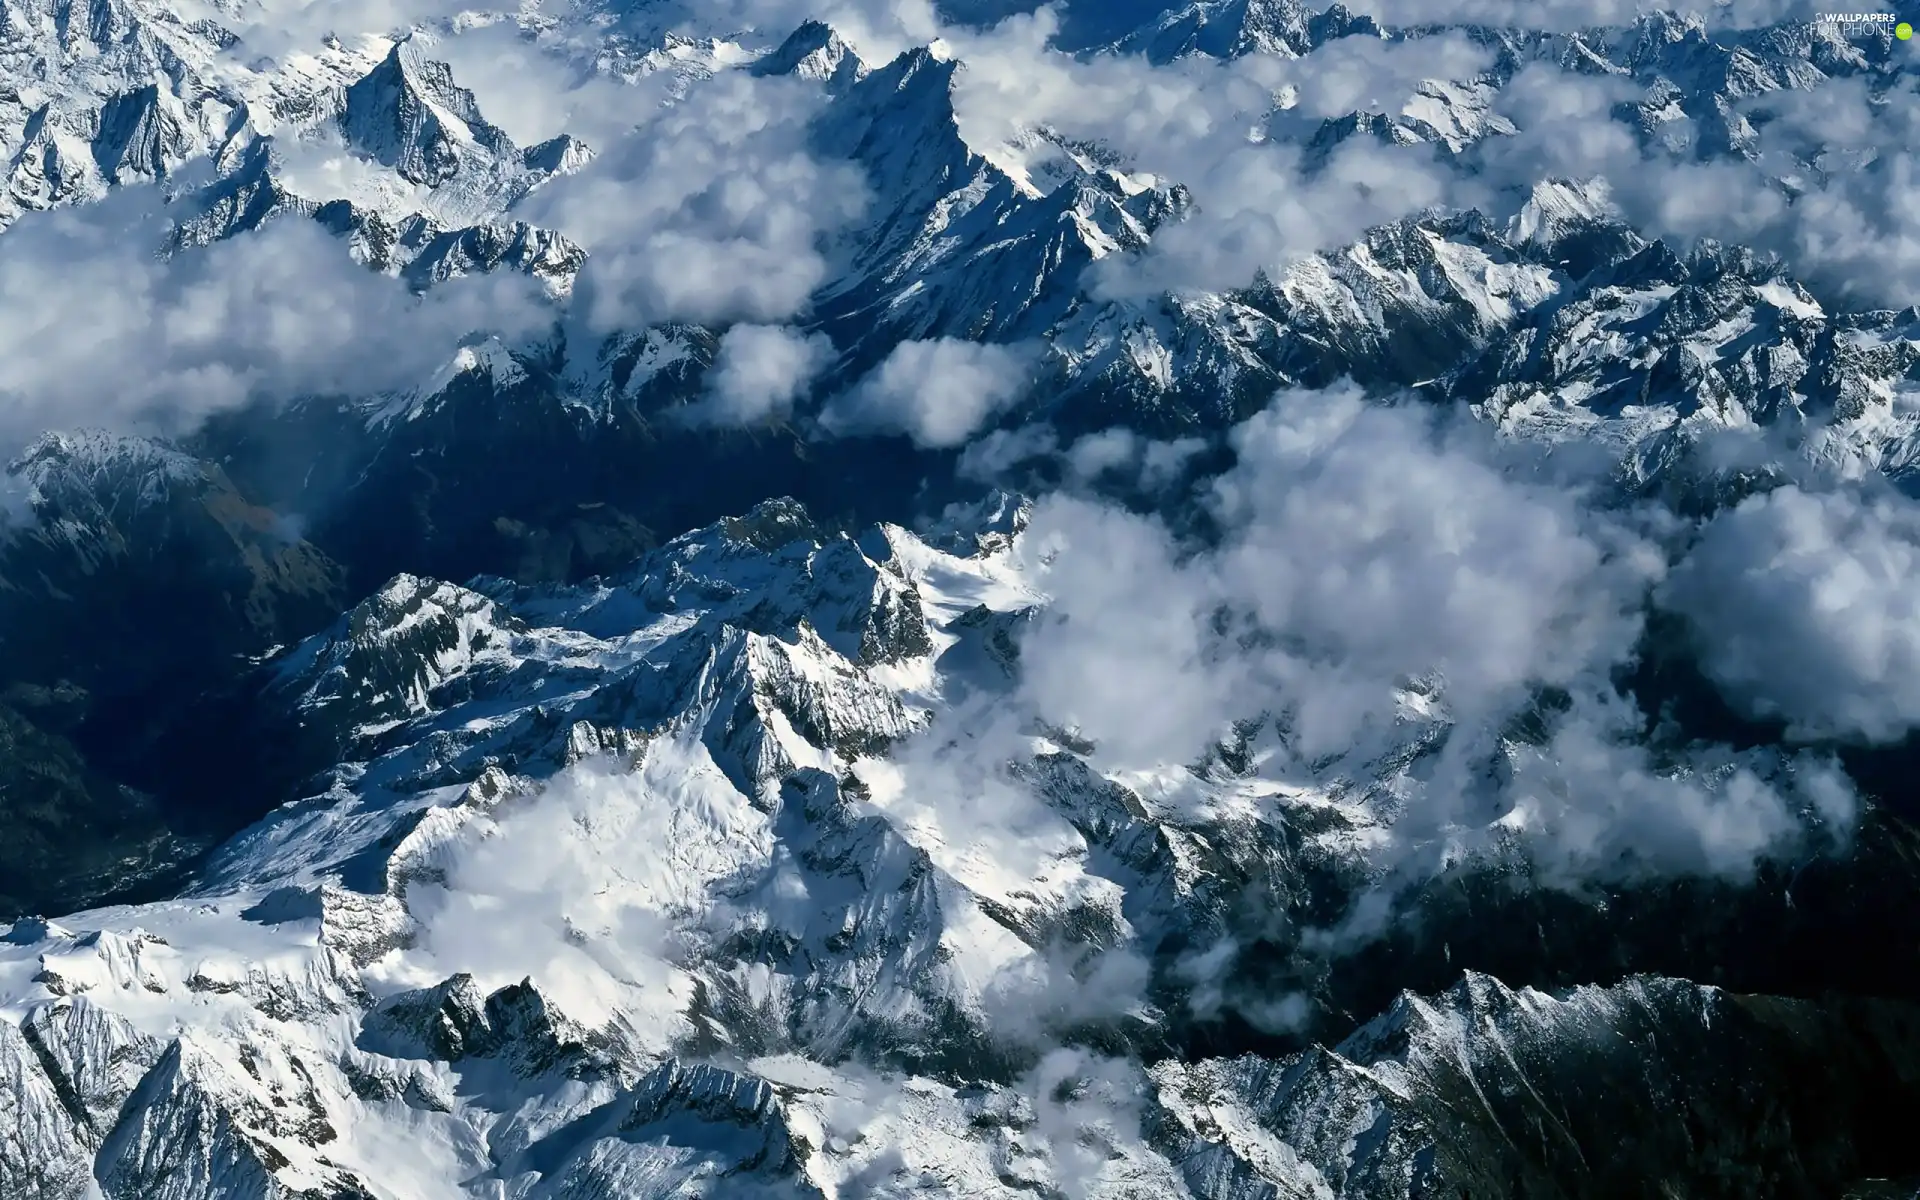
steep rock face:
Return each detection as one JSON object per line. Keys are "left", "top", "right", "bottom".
{"left": 1289, "top": 77, "right": 1515, "bottom": 167}
{"left": 955, "top": 10, "right": 1914, "bottom": 440}
{"left": 0, "top": 12, "right": 592, "bottom": 303}
{"left": 0, "top": 1016, "right": 95, "bottom": 1199}
{"left": 0, "top": 702, "right": 186, "bottom": 918}
{"left": 807, "top": 38, "right": 1192, "bottom": 375}
{"left": 365, "top": 973, "right": 621, "bottom": 1081}
{"left": 0, "top": 433, "right": 346, "bottom": 915}
{"left": 0, "top": 0, "right": 238, "bottom": 226}
{"left": 492, "top": 1059, "right": 827, "bottom": 1197}
{"left": 247, "top": 498, "right": 939, "bottom": 799}
{"left": 160, "top": 45, "right": 588, "bottom": 282}
{"left": 1404, "top": 10, "right": 1896, "bottom": 101}
{"left": 339, "top": 40, "right": 516, "bottom": 189}
{"left": 1152, "top": 973, "right": 1920, "bottom": 1200}
{"left": 90, "top": 82, "right": 192, "bottom": 182}
{"left": 750, "top": 19, "right": 868, "bottom": 92}
{"left": 264, "top": 573, "right": 531, "bottom": 765}
{"left": 164, "top": 136, "right": 316, "bottom": 253}
{"left": 1038, "top": 206, "right": 1567, "bottom": 435}
{"left": 389, "top": 217, "right": 585, "bottom": 294}
{"left": 0, "top": 431, "right": 345, "bottom": 701}
{"left": 810, "top": 47, "right": 977, "bottom": 268}
{"left": 1109, "top": 0, "right": 1383, "bottom": 64}
{"left": 1433, "top": 237, "right": 1920, "bottom": 494}
{"left": 617, "top": 501, "right": 938, "bottom": 667}
{"left": 767, "top": 17, "right": 1551, "bottom": 436}
{"left": 332, "top": 37, "right": 587, "bottom": 226}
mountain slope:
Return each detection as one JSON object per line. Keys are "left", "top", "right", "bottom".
{"left": 0, "top": 497, "right": 1916, "bottom": 1196}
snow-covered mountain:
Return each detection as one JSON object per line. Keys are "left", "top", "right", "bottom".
{"left": 6, "top": 0, "right": 1906, "bottom": 456}
{"left": 8, "top": 0, "right": 1920, "bottom": 1196}
{"left": 5, "top": 497, "right": 1916, "bottom": 1197}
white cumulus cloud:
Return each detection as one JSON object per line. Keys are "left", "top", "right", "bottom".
{"left": 682, "top": 323, "right": 835, "bottom": 427}
{"left": 822, "top": 338, "right": 1038, "bottom": 447}
{"left": 1665, "top": 485, "right": 1920, "bottom": 744}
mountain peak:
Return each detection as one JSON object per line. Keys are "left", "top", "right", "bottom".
{"left": 928, "top": 489, "right": 1032, "bottom": 555}
{"left": 751, "top": 19, "right": 868, "bottom": 90}
{"left": 92, "top": 82, "right": 190, "bottom": 183}
{"left": 339, "top": 38, "right": 516, "bottom": 187}
{"left": 810, "top": 40, "right": 982, "bottom": 266}
{"left": 390, "top": 337, "right": 535, "bottom": 417}
{"left": 718, "top": 496, "right": 823, "bottom": 552}
{"left": 870, "top": 43, "right": 963, "bottom": 91}
{"left": 520, "top": 132, "right": 593, "bottom": 176}
{"left": 5, "top": 430, "right": 207, "bottom": 514}
{"left": 1113, "top": 0, "right": 1383, "bottom": 63}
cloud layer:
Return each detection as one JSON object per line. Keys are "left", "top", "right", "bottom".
{"left": 0, "top": 196, "right": 550, "bottom": 448}
{"left": 1018, "top": 384, "right": 1657, "bottom": 764}
{"left": 930, "top": 385, "right": 1862, "bottom": 895}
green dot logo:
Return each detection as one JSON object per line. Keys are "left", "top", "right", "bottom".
{"left": 1900, "top": 21, "right": 1915, "bottom": 39}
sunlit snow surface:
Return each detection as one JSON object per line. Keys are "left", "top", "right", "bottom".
{"left": 0, "top": 491, "right": 1449, "bottom": 1197}
{"left": 7, "top": 442, "right": 1868, "bottom": 1195}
